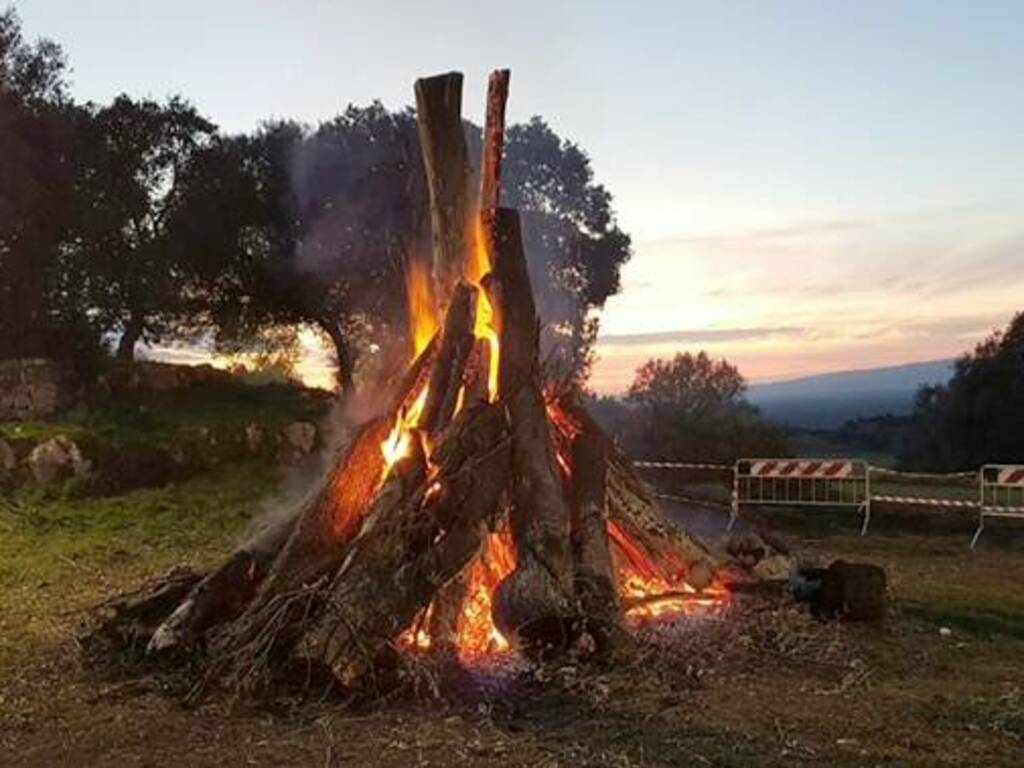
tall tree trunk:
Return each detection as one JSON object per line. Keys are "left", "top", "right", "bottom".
{"left": 116, "top": 314, "right": 144, "bottom": 361}
{"left": 320, "top": 319, "right": 356, "bottom": 395}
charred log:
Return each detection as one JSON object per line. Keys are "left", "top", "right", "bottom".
{"left": 570, "top": 431, "right": 627, "bottom": 652}
{"left": 415, "top": 72, "right": 471, "bottom": 309}
{"left": 306, "top": 403, "right": 510, "bottom": 683}
{"left": 419, "top": 282, "right": 477, "bottom": 436}
{"left": 485, "top": 208, "right": 576, "bottom": 651}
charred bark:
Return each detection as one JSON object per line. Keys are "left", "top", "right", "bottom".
{"left": 415, "top": 72, "right": 471, "bottom": 309}
{"left": 485, "top": 208, "right": 576, "bottom": 651}
{"left": 419, "top": 282, "right": 477, "bottom": 436}
{"left": 570, "top": 431, "right": 627, "bottom": 652}
{"left": 306, "top": 403, "right": 510, "bottom": 682}
{"left": 478, "top": 69, "right": 510, "bottom": 230}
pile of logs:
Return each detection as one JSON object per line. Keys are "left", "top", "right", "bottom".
{"left": 89, "top": 69, "right": 727, "bottom": 693}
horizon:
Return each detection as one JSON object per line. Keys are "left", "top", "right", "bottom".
{"left": 17, "top": 0, "right": 1024, "bottom": 393}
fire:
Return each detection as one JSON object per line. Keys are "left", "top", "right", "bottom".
{"left": 469, "top": 220, "right": 500, "bottom": 400}
{"left": 380, "top": 387, "right": 427, "bottom": 478}
{"left": 453, "top": 524, "right": 516, "bottom": 659}
{"left": 406, "top": 258, "right": 439, "bottom": 359}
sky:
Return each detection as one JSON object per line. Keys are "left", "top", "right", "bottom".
{"left": 16, "top": 0, "right": 1024, "bottom": 392}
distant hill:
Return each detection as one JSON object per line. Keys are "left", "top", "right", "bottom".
{"left": 749, "top": 359, "right": 954, "bottom": 429}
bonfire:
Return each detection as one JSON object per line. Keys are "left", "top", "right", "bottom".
{"left": 91, "top": 70, "right": 741, "bottom": 694}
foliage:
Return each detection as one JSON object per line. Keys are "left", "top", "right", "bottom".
{"left": 0, "top": 8, "right": 101, "bottom": 362}
{"left": 503, "top": 117, "right": 632, "bottom": 385}
{"left": 902, "top": 312, "right": 1024, "bottom": 470}
{"left": 622, "top": 351, "right": 787, "bottom": 463}
{"left": 2, "top": 10, "right": 631, "bottom": 395}
{"left": 75, "top": 95, "right": 216, "bottom": 359}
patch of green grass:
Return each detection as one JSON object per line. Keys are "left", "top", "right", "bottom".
{"left": 1, "top": 381, "right": 328, "bottom": 449}
{"left": 0, "top": 459, "right": 280, "bottom": 585}
{"left": 902, "top": 583, "right": 1024, "bottom": 640}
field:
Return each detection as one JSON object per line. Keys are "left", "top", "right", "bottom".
{"left": 2, "top": 461, "right": 1023, "bottom": 766}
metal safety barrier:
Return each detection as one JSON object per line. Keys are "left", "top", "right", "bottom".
{"left": 730, "top": 458, "right": 871, "bottom": 535}
{"left": 972, "top": 464, "right": 1024, "bottom": 549}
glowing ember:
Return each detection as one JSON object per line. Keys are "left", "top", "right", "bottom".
{"left": 454, "top": 525, "right": 515, "bottom": 659}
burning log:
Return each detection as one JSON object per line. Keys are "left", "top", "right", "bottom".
{"left": 419, "top": 282, "right": 477, "bottom": 436}
{"left": 306, "top": 403, "right": 511, "bottom": 682}
{"left": 478, "top": 69, "right": 510, "bottom": 232}
{"left": 555, "top": 393, "right": 723, "bottom": 590}
{"left": 415, "top": 72, "right": 472, "bottom": 309}
{"left": 569, "top": 431, "right": 628, "bottom": 652}
{"left": 485, "top": 208, "right": 576, "bottom": 651}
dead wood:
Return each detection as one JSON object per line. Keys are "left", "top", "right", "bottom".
{"left": 415, "top": 72, "right": 471, "bottom": 309}
{"left": 419, "top": 282, "right": 477, "bottom": 436}
{"left": 484, "top": 208, "right": 576, "bottom": 650}
{"left": 570, "top": 430, "right": 627, "bottom": 652}
{"left": 556, "top": 393, "right": 723, "bottom": 589}
{"left": 478, "top": 68, "right": 510, "bottom": 232}
{"left": 306, "top": 403, "right": 510, "bottom": 683}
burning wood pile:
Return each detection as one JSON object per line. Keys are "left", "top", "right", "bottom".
{"left": 90, "top": 70, "right": 739, "bottom": 693}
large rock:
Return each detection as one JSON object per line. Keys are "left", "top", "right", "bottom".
{"left": 0, "top": 359, "right": 77, "bottom": 420}
{"left": 27, "top": 436, "right": 91, "bottom": 485}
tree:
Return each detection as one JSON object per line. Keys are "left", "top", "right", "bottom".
{"left": 76, "top": 95, "right": 216, "bottom": 359}
{"left": 902, "top": 312, "right": 1024, "bottom": 470}
{"left": 0, "top": 7, "right": 99, "bottom": 361}
{"left": 502, "top": 117, "right": 631, "bottom": 385}
{"left": 623, "top": 352, "right": 786, "bottom": 463}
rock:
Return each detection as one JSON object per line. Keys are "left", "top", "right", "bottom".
{"left": 27, "top": 436, "right": 91, "bottom": 484}
{"left": 687, "top": 560, "right": 714, "bottom": 591}
{"left": 812, "top": 560, "right": 887, "bottom": 622}
{"left": 245, "top": 423, "right": 264, "bottom": 454}
{"left": 0, "top": 438, "right": 16, "bottom": 472}
{"left": 0, "top": 358, "right": 78, "bottom": 420}
{"left": 281, "top": 421, "right": 316, "bottom": 458}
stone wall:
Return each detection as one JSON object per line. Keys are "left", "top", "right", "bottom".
{"left": 0, "top": 359, "right": 77, "bottom": 420}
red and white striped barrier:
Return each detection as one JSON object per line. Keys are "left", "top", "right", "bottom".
{"left": 634, "top": 460, "right": 730, "bottom": 471}
{"left": 747, "top": 459, "right": 858, "bottom": 478}
{"left": 974, "top": 464, "right": 1024, "bottom": 548}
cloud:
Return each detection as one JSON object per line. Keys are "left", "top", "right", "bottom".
{"left": 598, "top": 325, "right": 809, "bottom": 347}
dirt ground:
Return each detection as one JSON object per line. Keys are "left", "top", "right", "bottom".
{"left": 3, "top": 505, "right": 1023, "bottom": 767}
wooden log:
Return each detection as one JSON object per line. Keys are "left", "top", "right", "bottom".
{"left": 484, "top": 208, "right": 576, "bottom": 651}
{"left": 418, "top": 282, "right": 476, "bottom": 436}
{"left": 555, "top": 393, "right": 723, "bottom": 589}
{"left": 478, "top": 69, "right": 510, "bottom": 231}
{"left": 463, "top": 337, "right": 491, "bottom": 408}
{"left": 148, "top": 510, "right": 297, "bottom": 652}
{"left": 246, "top": 343, "right": 436, "bottom": 604}
{"left": 570, "top": 431, "right": 627, "bottom": 652}
{"left": 306, "top": 403, "right": 511, "bottom": 683}
{"left": 415, "top": 72, "right": 471, "bottom": 309}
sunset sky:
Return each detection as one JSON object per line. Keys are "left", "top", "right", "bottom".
{"left": 18, "top": 0, "right": 1024, "bottom": 392}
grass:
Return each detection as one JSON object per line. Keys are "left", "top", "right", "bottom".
{"left": 0, "top": 380, "right": 329, "bottom": 454}
{"left": 3, "top": 463, "right": 1024, "bottom": 766}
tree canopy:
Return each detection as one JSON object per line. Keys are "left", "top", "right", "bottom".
{"left": 1, "top": 8, "right": 632, "bottom": 395}
{"left": 622, "top": 351, "right": 786, "bottom": 463}
{"left": 902, "top": 312, "right": 1024, "bottom": 470}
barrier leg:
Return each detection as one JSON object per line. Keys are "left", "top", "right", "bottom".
{"left": 727, "top": 499, "right": 739, "bottom": 532}
{"left": 860, "top": 499, "right": 871, "bottom": 536}
{"left": 970, "top": 513, "right": 985, "bottom": 550}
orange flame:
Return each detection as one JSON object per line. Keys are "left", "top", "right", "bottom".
{"left": 406, "top": 258, "right": 439, "bottom": 359}
{"left": 380, "top": 387, "right": 427, "bottom": 479}
{"left": 454, "top": 524, "right": 516, "bottom": 659}
{"left": 469, "top": 220, "right": 500, "bottom": 400}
